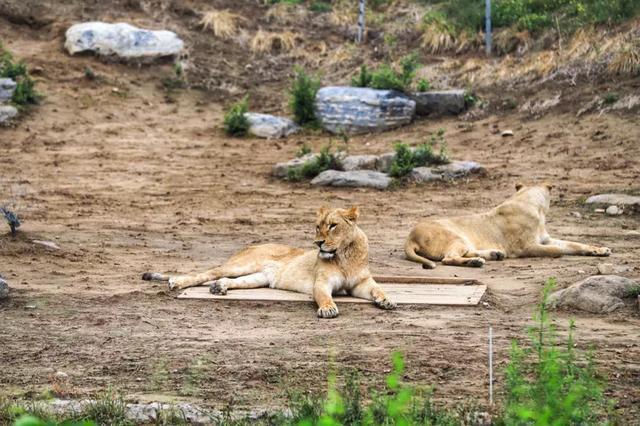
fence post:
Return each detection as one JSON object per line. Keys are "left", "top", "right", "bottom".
{"left": 357, "top": 0, "right": 366, "bottom": 43}
{"left": 489, "top": 326, "right": 494, "bottom": 405}
{"left": 485, "top": 0, "right": 492, "bottom": 55}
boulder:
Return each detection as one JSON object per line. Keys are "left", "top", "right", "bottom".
{"left": 549, "top": 275, "right": 639, "bottom": 313}
{"left": 376, "top": 152, "right": 396, "bottom": 173}
{"left": 0, "top": 78, "right": 16, "bottom": 103}
{"left": 0, "top": 277, "right": 9, "bottom": 300}
{"left": 432, "top": 160, "right": 486, "bottom": 179}
{"left": 585, "top": 193, "right": 640, "bottom": 207}
{"left": 409, "top": 167, "right": 443, "bottom": 183}
{"left": 311, "top": 170, "right": 391, "bottom": 190}
{"left": 244, "top": 113, "right": 300, "bottom": 139}
{"left": 0, "top": 105, "right": 18, "bottom": 124}
{"left": 339, "top": 154, "right": 379, "bottom": 171}
{"left": 64, "top": 22, "right": 184, "bottom": 60}
{"left": 410, "top": 90, "right": 466, "bottom": 116}
{"left": 272, "top": 153, "right": 318, "bottom": 178}
{"left": 315, "top": 87, "right": 415, "bottom": 135}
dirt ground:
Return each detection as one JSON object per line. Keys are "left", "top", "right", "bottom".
{"left": 1, "top": 8, "right": 640, "bottom": 423}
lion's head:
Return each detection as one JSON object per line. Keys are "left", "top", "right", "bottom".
{"left": 314, "top": 206, "right": 360, "bottom": 260}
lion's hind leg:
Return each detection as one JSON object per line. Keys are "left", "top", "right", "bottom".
{"left": 467, "top": 249, "right": 506, "bottom": 261}
{"left": 441, "top": 242, "right": 486, "bottom": 267}
{"left": 209, "top": 272, "right": 271, "bottom": 295}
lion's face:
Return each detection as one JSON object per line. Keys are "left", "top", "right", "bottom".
{"left": 314, "top": 206, "right": 360, "bottom": 260}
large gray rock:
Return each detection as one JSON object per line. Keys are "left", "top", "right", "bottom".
{"left": 549, "top": 275, "right": 639, "bottom": 313}
{"left": 272, "top": 153, "right": 318, "bottom": 178}
{"left": 410, "top": 90, "right": 466, "bottom": 116}
{"left": 376, "top": 152, "right": 396, "bottom": 173}
{"left": 0, "top": 277, "right": 9, "bottom": 300}
{"left": 409, "top": 167, "right": 443, "bottom": 183}
{"left": 0, "top": 105, "right": 18, "bottom": 124}
{"left": 244, "top": 113, "right": 300, "bottom": 139}
{"left": 315, "top": 87, "right": 415, "bottom": 135}
{"left": 64, "top": 22, "right": 184, "bottom": 60}
{"left": 339, "top": 154, "right": 379, "bottom": 171}
{"left": 311, "top": 170, "right": 391, "bottom": 189}
{"left": 433, "top": 160, "right": 486, "bottom": 179}
{"left": 585, "top": 193, "right": 640, "bottom": 206}
{"left": 0, "top": 78, "right": 16, "bottom": 103}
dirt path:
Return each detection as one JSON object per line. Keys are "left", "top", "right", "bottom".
{"left": 1, "top": 23, "right": 639, "bottom": 420}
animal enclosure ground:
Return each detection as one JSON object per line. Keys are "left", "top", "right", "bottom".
{"left": 1, "top": 15, "right": 640, "bottom": 422}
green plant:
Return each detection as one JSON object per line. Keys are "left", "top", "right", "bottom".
{"left": 623, "top": 285, "right": 640, "bottom": 298}
{"left": 83, "top": 67, "right": 96, "bottom": 81}
{"left": 289, "top": 66, "right": 320, "bottom": 127}
{"left": 501, "top": 278, "right": 612, "bottom": 425}
{"left": 296, "top": 143, "right": 312, "bottom": 157}
{"left": 14, "top": 415, "right": 95, "bottom": 426}
{"left": 223, "top": 96, "right": 250, "bottom": 136}
{"left": 602, "top": 92, "right": 619, "bottom": 105}
{"left": 416, "top": 78, "right": 430, "bottom": 92}
{"left": 389, "top": 131, "right": 449, "bottom": 178}
{"left": 464, "top": 91, "right": 477, "bottom": 107}
{"left": 80, "top": 389, "right": 129, "bottom": 426}
{"left": 309, "top": 1, "right": 331, "bottom": 13}
{"left": 351, "top": 65, "right": 372, "bottom": 88}
{"left": 0, "top": 46, "right": 38, "bottom": 106}
{"left": 287, "top": 144, "right": 339, "bottom": 181}
{"left": 354, "top": 54, "right": 420, "bottom": 93}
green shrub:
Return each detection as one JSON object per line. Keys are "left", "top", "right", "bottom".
{"left": 0, "top": 45, "right": 38, "bottom": 106}
{"left": 309, "top": 1, "right": 331, "bottom": 13}
{"left": 223, "top": 96, "right": 250, "bottom": 137}
{"left": 389, "top": 131, "right": 449, "bottom": 178}
{"left": 289, "top": 66, "right": 320, "bottom": 127}
{"left": 352, "top": 54, "right": 420, "bottom": 93}
{"left": 602, "top": 92, "right": 619, "bottom": 105}
{"left": 287, "top": 144, "right": 340, "bottom": 181}
{"left": 296, "top": 143, "right": 312, "bottom": 157}
{"left": 501, "top": 278, "right": 612, "bottom": 425}
{"left": 351, "top": 65, "right": 372, "bottom": 88}
{"left": 416, "top": 78, "right": 430, "bottom": 92}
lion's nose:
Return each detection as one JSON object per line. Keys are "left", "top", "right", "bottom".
{"left": 314, "top": 240, "right": 325, "bottom": 248}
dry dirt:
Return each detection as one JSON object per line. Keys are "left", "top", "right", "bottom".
{"left": 1, "top": 5, "right": 640, "bottom": 423}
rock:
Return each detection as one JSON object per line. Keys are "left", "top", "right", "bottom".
{"left": 0, "top": 105, "right": 18, "bottom": 124}
{"left": 244, "top": 113, "right": 300, "bottom": 139}
{"left": 409, "top": 90, "right": 466, "bottom": 116}
{"left": 0, "top": 78, "right": 16, "bottom": 103}
{"left": 501, "top": 130, "right": 514, "bottom": 137}
{"left": 585, "top": 193, "right": 640, "bottom": 206}
{"left": 605, "top": 205, "right": 622, "bottom": 216}
{"left": 311, "top": 170, "right": 391, "bottom": 189}
{"left": 64, "top": 22, "right": 184, "bottom": 60}
{"left": 570, "top": 211, "right": 582, "bottom": 219}
{"left": 594, "top": 208, "right": 605, "bottom": 213}
{"left": 597, "top": 263, "right": 634, "bottom": 275}
{"left": 0, "top": 278, "right": 9, "bottom": 300}
{"left": 432, "top": 160, "right": 486, "bottom": 179}
{"left": 315, "top": 87, "right": 415, "bottom": 135}
{"left": 376, "top": 152, "right": 396, "bottom": 172}
{"left": 549, "top": 275, "right": 640, "bottom": 313}
{"left": 409, "top": 167, "right": 443, "bottom": 183}
{"left": 339, "top": 154, "right": 379, "bottom": 171}
{"left": 33, "top": 240, "right": 61, "bottom": 250}
{"left": 272, "top": 153, "right": 318, "bottom": 178}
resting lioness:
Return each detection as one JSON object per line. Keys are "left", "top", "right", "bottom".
{"left": 143, "top": 206, "right": 396, "bottom": 318}
{"left": 404, "top": 183, "right": 611, "bottom": 269}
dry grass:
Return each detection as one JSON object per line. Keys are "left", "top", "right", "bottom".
{"left": 494, "top": 27, "right": 532, "bottom": 55}
{"left": 199, "top": 10, "right": 242, "bottom": 39}
{"left": 608, "top": 41, "right": 640, "bottom": 76}
{"left": 265, "top": 3, "right": 308, "bottom": 25}
{"left": 250, "top": 30, "right": 301, "bottom": 54}
{"left": 420, "top": 23, "right": 455, "bottom": 53}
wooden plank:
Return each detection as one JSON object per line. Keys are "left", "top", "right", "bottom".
{"left": 371, "top": 275, "right": 479, "bottom": 285}
{"left": 178, "top": 283, "right": 486, "bottom": 306}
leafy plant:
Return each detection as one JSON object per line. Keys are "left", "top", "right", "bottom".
{"left": 0, "top": 45, "right": 38, "bottom": 106}
{"left": 287, "top": 144, "right": 340, "bottom": 181}
{"left": 416, "top": 78, "right": 430, "bottom": 92}
{"left": 289, "top": 66, "right": 320, "bottom": 127}
{"left": 389, "top": 131, "right": 449, "bottom": 178}
{"left": 351, "top": 65, "right": 372, "bottom": 88}
{"left": 309, "top": 1, "right": 332, "bottom": 13}
{"left": 501, "top": 278, "right": 612, "bottom": 425}
{"left": 223, "top": 96, "right": 250, "bottom": 137}
{"left": 602, "top": 92, "right": 619, "bottom": 105}
{"left": 464, "top": 91, "right": 478, "bottom": 107}
{"left": 83, "top": 67, "right": 96, "bottom": 81}
{"left": 296, "top": 143, "right": 312, "bottom": 157}
{"left": 352, "top": 54, "right": 420, "bottom": 93}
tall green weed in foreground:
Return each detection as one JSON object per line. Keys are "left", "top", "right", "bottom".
{"left": 501, "top": 278, "right": 612, "bottom": 425}
{"left": 289, "top": 66, "right": 320, "bottom": 127}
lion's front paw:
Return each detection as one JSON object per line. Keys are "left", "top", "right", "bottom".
{"left": 317, "top": 303, "right": 339, "bottom": 319}
{"left": 490, "top": 250, "right": 506, "bottom": 261}
{"left": 375, "top": 297, "right": 397, "bottom": 310}
{"left": 593, "top": 247, "right": 611, "bottom": 257}
{"left": 209, "top": 280, "right": 228, "bottom": 295}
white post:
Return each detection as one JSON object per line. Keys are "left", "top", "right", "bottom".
{"left": 489, "top": 326, "right": 494, "bottom": 405}
{"left": 485, "top": 0, "right": 492, "bottom": 56}
{"left": 357, "top": 0, "right": 366, "bottom": 44}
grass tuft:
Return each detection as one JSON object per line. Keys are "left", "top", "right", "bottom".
{"left": 199, "top": 10, "right": 242, "bottom": 39}
{"left": 223, "top": 96, "right": 250, "bottom": 137}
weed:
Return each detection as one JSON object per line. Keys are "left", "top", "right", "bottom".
{"left": 351, "top": 65, "right": 372, "bottom": 88}
{"left": 160, "top": 62, "right": 186, "bottom": 91}
{"left": 223, "top": 96, "right": 250, "bottom": 137}
{"left": 296, "top": 143, "right": 312, "bottom": 157}
{"left": 464, "top": 91, "right": 478, "bottom": 107}
{"left": 0, "top": 46, "right": 38, "bottom": 107}
{"left": 389, "top": 131, "right": 449, "bottom": 178}
{"left": 83, "top": 67, "right": 96, "bottom": 81}
{"left": 416, "top": 78, "right": 430, "bottom": 92}
{"left": 623, "top": 285, "right": 640, "bottom": 298}
{"left": 287, "top": 144, "right": 339, "bottom": 181}
{"left": 352, "top": 53, "right": 420, "bottom": 93}
{"left": 289, "top": 66, "right": 320, "bottom": 127}
{"left": 199, "top": 10, "right": 241, "bottom": 39}
{"left": 602, "top": 92, "right": 619, "bottom": 105}
{"left": 80, "top": 389, "right": 129, "bottom": 426}
{"left": 309, "top": 1, "right": 331, "bottom": 13}
{"left": 148, "top": 359, "right": 170, "bottom": 391}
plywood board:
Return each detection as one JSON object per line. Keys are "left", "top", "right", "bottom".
{"left": 178, "top": 283, "right": 486, "bottom": 306}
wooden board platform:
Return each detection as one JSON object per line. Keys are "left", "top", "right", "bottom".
{"left": 178, "top": 283, "right": 486, "bottom": 306}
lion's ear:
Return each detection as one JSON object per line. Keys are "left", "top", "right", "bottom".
{"left": 515, "top": 183, "right": 524, "bottom": 192}
{"left": 344, "top": 206, "right": 360, "bottom": 222}
{"left": 317, "top": 206, "right": 329, "bottom": 218}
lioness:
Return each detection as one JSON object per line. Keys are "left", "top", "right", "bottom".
{"left": 143, "top": 206, "right": 396, "bottom": 318}
{"left": 404, "top": 183, "right": 611, "bottom": 268}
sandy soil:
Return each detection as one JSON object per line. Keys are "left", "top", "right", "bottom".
{"left": 1, "top": 11, "right": 639, "bottom": 422}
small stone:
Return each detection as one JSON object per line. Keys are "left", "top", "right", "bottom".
{"left": 376, "top": 152, "right": 396, "bottom": 173}
{"left": 54, "top": 371, "right": 69, "bottom": 379}
{"left": 597, "top": 263, "right": 614, "bottom": 275}
{"left": 339, "top": 154, "right": 379, "bottom": 171}
{"left": 432, "top": 160, "right": 486, "bottom": 179}
{"left": 594, "top": 208, "right": 605, "bottom": 213}
{"left": 0, "top": 278, "right": 9, "bottom": 300}
{"left": 0, "top": 105, "right": 18, "bottom": 125}
{"left": 501, "top": 130, "right": 514, "bottom": 137}
{"left": 549, "top": 275, "right": 640, "bottom": 313}
{"left": 0, "top": 78, "right": 16, "bottom": 103}
{"left": 570, "top": 211, "right": 582, "bottom": 219}
{"left": 244, "top": 113, "right": 300, "bottom": 139}
{"left": 311, "top": 170, "right": 391, "bottom": 189}
{"left": 605, "top": 205, "right": 622, "bottom": 216}
{"left": 272, "top": 153, "right": 318, "bottom": 178}
{"left": 409, "top": 167, "right": 442, "bottom": 183}
{"left": 25, "top": 304, "right": 36, "bottom": 309}
{"left": 585, "top": 193, "right": 640, "bottom": 207}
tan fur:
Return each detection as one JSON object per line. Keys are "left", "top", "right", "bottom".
{"left": 143, "top": 207, "right": 396, "bottom": 318}
{"left": 405, "top": 184, "right": 611, "bottom": 269}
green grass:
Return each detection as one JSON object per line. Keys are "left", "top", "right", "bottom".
{"left": 223, "top": 96, "right": 250, "bottom": 137}
{"left": 287, "top": 144, "right": 340, "bottom": 181}
{"left": 0, "top": 43, "right": 39, "bottom": 107}
{"left": 389, "top": 130, "right": 449, "bottom": 178}
{"left": 351, "top": 54, "right": 421, "bottom": 93}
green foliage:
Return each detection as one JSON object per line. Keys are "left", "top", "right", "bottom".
{"left": 223, "top": 96, "right": 250, "bottom": 137}
{"left": 416, "top": 78, "right": 430, "bottom": 92}
{"left": 14, "top": 415, "right": 95, "bottom": 426}
{"left": 351, "top": 65, "right": 372, "bottom": 88}
{"left": 83, "top": 67, "right": 96, "bottom": 81}
{"left": 309, "top": 1, "right": 332, "bottom": 13}
{"left": 287, "top": 144, "right": 340, "bottom": 181}
{"left": 351, "top": 54, "right": 420, "bottom": 93}
{"left": 501, "top": 278, "right": 612, "bottom": 425}
{"left": 602, "top": 92, "right": 619, "bottom": 105}
{"left": 289, "top": 66, "right": 321, "bottom": 126}
{"left": 623, "top": 285, "right": 640, "bottom": 298}
{"left": 296, "top": 143, "right": 312, "bottom": 157}
{"left": 389, "top": 130, "right": 449, "bottom": 178}
{"left": 464, "top": 91, "right": 478, "bottom": 107}
{"left": 0, "top": 45, "right": 38, "bottom": 106}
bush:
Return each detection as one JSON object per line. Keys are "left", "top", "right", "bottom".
{"left": 289, "top": 66, "right": 320, "bottom": 127}
{"left": 501, "top": 278, "right": 612, "bottom": 425}
{"left": 351, "top": 65, "right": 372, "bottom": 88}
{"left": 287, "top": 144, "right": 340, "bottom": 181}
{"left": 309, "top": 1, "right": 331, "bottom": 13}
{"left": 351, "top": 54, "right": 420, "bottom": 93}
{"left": 223, "top": 96, "right": 250, "bottom": 136}
{"left": 389, "top": 130, "right": 449, "bottom": 178}
{"left": 416, "top": 78, "right": 430, "bottom": 92}
{"left": 0, "top": 45, "right": 38, "bottom": 106}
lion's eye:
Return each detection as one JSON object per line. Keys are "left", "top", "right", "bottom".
{"left": 316, "top": 226, "right": 320, "bottom": 232}
{"left": 329, "top": 223, "right": 337, "bottom": 230}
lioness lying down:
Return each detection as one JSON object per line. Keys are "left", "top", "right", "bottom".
{"left": 405, "top": 184, "right": 611, "bottom": 269}
{"left": 143, "top": 206, "right": 396, "bottom": 318}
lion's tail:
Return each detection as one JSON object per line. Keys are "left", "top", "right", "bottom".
{"left": 141, "top": 272, "right": 171, "bottom": 281}
{"left": 404, "top": 239, "right": 437, "bottom": 269}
